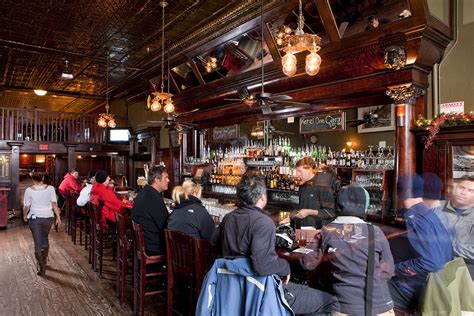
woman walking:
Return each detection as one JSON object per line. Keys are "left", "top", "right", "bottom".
{"left": 23, "top": 172, "right": 61, "bottom": 276}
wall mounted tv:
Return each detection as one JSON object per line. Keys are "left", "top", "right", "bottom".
{"left": 107, "top": 128, "right": 131, "bottom": 144}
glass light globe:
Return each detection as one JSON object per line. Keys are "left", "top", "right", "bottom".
{"left": 282, "top": 51, "right": 297, "bottom": 77}
{"left": 305, "top": 51, "right": 321, "bottom": 76}
{"left": 276, "top": 38, "right": 283, "bottom": 46}
{"left": 163, "top": 98, "right": 175, "bottom": 114}
{"left": 151, "top": 99, "right": 161, "bottom": 112}
{"left": 97, "top": 118, "right": 107, "bottom": 127}
{"left": 108, "top": 120, "right": 116, "bottom": 128}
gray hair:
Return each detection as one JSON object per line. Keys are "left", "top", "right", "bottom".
{"left": 147, "top": 165, "right": 168, "bottom": 185}
{"left": 237, "top": 173, "right": 267, "bottom": 207}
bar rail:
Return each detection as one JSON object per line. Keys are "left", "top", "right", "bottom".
{"left": 0, "top": 107, "right": 126, "bottom": 144}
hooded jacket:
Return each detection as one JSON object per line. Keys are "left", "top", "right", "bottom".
{"left": 301, "top": 216, "right": 394, "bottom": 314}
{"left": 195, "top": 258, "right": 294, "bottom": 316}
{"left": 90, "top": 182, "right": 123, "bottom": 226}
{"left": 58, "top": 173, "right": 82, "bottom": 195}
{"left": 167, "top": 195, "right": 215, "bottom": 241}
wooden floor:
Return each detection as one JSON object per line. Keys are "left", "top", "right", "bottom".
{"left": 0, "top": 219, "right": 165, "bottom": 315}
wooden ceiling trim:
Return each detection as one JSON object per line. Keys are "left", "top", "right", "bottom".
{"left": 315, "top": 0, "right": 340, "bottom": 43}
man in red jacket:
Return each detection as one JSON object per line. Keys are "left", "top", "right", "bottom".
{"left": 90, "top": 170, "right": 124, "bottom": 228}
{"left": 58, "top": 169, "right": 82, "bottom": 195}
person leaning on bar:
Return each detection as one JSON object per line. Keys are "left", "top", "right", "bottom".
{"left": 291, "top": 157, "right": 336, "bottom": 229}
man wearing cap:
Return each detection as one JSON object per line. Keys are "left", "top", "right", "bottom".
{"left": 77, "top": 170, "right": 96, "bottom": 207}
{"left": 90, "top": 170, "right": 123, "bottom": 227}
{"left": 434, "top": 176, "right": 474, "bottom": 279}
{"left": 58, "top": 168, "right": 82, "bottom": 195}
{"left": 389, "top": 173, "right": 453, "bottom": 311}
{"left": 301, "top": 184, "right": 395, "bottom": 316}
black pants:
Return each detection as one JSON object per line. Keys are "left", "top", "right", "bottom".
{"left": 29, "top": 217, "right": 54, "bottom": 254}
{"left": 388, "top": 280, "right": 418, "bottom": 312}
{"left": 465, "top": 259, "right": 474, "bottom": 280}
{"left": 284, "top": 282, "right": 333, "bottom": 315}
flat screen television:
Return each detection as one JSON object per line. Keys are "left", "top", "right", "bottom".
{"left": 107, "top": 128, "right": 131, "bottom": 144}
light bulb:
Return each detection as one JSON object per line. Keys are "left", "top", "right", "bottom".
{"left": 211, "top": 62, "right": 217, "bottom": 69}
{"left": 151, "top": 99, "right": 161, "bottom": 112}
{"left": 108, "top": 120, "right": 116, "bottom": 128}
{"left": 282, "top": 51, "right": 297, "bottom": 77}
{"left": 305, "top": 51, "right": 321, "bottom": 76}
{"left": 163, "top": 98, "right": 175, "bottom": 113}
{"left": 277, "top": 32, "right": 285, "bottom": 39}
{"left": 276, "top": 38, "right": 283, "bottom": 46}
{"left": 34, "top": 89, "right": 47, "bottom": 96}
{"left": 210, "top": 57, "right": 217, "bottom": 63}
{"left": 205, "top": 66, "right": 212, "bottom": 73}
{"left": 284, "top": 26, "right": 292, "bottom": 34}
{"left": 97, "top": 118, "right": 107, "bottom": 127}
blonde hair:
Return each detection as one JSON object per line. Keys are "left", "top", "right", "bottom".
{"left": 172, "top": 180, "right": 202, "bottom": 204}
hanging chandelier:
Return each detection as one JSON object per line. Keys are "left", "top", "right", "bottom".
{"left": 97, "top": 53, "right": 116, "bottom": 128}
{"left": 147, "top": 1, "right": 173, "bottom": 112}
{"left": 275, "top": 0, "right": 322, "bottom": 77}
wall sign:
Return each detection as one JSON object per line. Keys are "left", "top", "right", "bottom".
{"left": 299, "top": 112, "right": 346, "bottom": 134}
{"left": 212, "top": 125, "right": 240, "bottom": 141}
{"left": 440, "top": 101, "right": 464, "bottom": 114}
{"left": 38, "top": 144, "right": 49, "bottom": 151}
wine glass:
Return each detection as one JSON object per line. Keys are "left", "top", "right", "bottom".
{"left": 367, "top": 146, "right": 374, "bottom": 168}
{"left": 385, "top": 146, "right": 394, "bottom": 169}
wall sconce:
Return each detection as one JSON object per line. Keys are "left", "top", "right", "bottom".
{"left": 396, "top": 104, "right": 406, "bottom": 127}
{"left": 35, "top": 155, "right": 46, "bottom": 163}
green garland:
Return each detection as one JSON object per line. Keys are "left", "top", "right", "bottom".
{"left": 413, "top": 112, "right": 474, "bottom": 149}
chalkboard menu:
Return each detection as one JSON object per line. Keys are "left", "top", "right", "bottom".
{"left": 212, "top": 124, "right": 240, "bottom": 141}
{"left": 299, "top": 112, "right": 346, "bottom": 134}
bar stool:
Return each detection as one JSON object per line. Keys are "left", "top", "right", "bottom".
{"left": 69, "top": 190, "right": 82, "bottom": 245}
{"left": 132, "top": 222, "right": 166, "bottom": 316}
{"left": 165, "top": 229, "right": 195, "bottom": 316}
{"left": 115, "top": 212, "right": 132, "bottom": 305}
{"left": 193, "top": 238, "right": 220, "bottom": 300}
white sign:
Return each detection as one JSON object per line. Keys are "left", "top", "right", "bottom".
{"left": 440, "top": 101, "right": 464, "bottom": 114}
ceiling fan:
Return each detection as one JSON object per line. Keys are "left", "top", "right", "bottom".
{"left": 347, "top": 106, "right": 391, "bottom": 127}
{"left": 224, "top": 1, "right": 311, "bottom": 115}
{"left": 137, "top": 109, "right": 199, "bottom": 131}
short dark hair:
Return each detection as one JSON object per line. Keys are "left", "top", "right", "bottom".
{"left": 69, "top": 168, "right": 78, "bottom": 174}
{"left": 237, "top": 173, "right": 267, "bottom": 207}
{"left": 295, "top": 157, "right": 316, "bottom": 170}
{"left": 148, "top": 165, "right": 168, "bottom": 185}
{"left": 367, "top": 15, "right": 377, "bottom": 23}
{"left": 30, "top": 171, "right": 45, "bottom": 183}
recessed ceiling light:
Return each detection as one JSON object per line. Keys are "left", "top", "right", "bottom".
{"left": 34, "top": 89, "right": 47, "bottom": 96}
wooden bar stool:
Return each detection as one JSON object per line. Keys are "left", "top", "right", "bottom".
{"left": 115, "top": 212, "right": 132, "bottom": 305}
{"left": 132, "top": 222, "right": 166, "bottom": 316}
{"left": 165, "top": 229, "right": 195, "bottom": 316}
{"left": 69, "top": 190, "right": 82, "bottom": 245}
{"left": 193, "top": 238, "right": 220, "bottom": 300}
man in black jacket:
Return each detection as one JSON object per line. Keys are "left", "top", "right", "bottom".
{"left": 213, "top": 172, "right": 333, "bottom": 315}
{"left": 131, "top": 166, "right": 170, "bottom": 255}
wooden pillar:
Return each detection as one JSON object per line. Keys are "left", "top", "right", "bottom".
{"left": 128, "top": 135, "right": 137, "bottom": 188}
{"left": 7, "top": 141, "right": 23, "bottom": 211}
{"left": 386, "top": 84, "right": 424, "bottom": 209}
{"left": 65, "top": 144, "right": 77, "bottom": 171}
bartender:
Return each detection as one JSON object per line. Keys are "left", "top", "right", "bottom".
{"left": 292, "top": 157, "right": 336, "bottom": 228}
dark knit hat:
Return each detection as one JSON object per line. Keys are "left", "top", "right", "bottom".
{"left": 423, "top": 172, "right": 443, "bottom": 200}
{"left": 397, "top": 173, "right": 424, "bottom": 200}
{"left": 337, "top": 184, "right": 370, "bottom": 217}
{"left": 95, "top": 170, "right": 109, "bottom": 184}
{"left": 87, "top": 170, "right": 96, "bottom": 180}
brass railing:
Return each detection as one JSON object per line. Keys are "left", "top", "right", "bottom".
{"left": 0, "top": 107, "right": 127, "bottom": 144}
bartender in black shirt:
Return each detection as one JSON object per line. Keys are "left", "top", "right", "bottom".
{"left": 292, "top": 157, "right": 336, "bottom": 228}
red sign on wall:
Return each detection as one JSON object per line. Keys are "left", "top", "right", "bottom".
{"left": 38, "top": 144, "right": 49, "bottom": 151}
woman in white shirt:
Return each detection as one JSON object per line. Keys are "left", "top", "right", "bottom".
{"left": 23, "top": 172, "right": 61, "bottom": 276}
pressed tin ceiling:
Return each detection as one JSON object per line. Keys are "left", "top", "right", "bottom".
{"left": 0, "top": 0, "right": 279, "bottom": 112}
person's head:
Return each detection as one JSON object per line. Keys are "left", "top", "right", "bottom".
{"left": 94, "top": 170, "right": 110, "bottom": 185}
{"left": 172, "top": 180, "right": 202, "bottom": 204}
{"left": 451, "top": 176, "right": 474, "bottom": 209}
{"left": 337, "top": 184, "right": 370, "bottom": 218}
{"left": 397, "top": 173, "right": 424, "bottom": 208}
{"left": 237, "top": 173, "right": 267, "bottom": 209}
{"left": 70, "top": 168, "right": 79, "bottom": 179}
{"left": 87, "top": 170, "right": 96, "bottom": 184}
{"left": 422, "top": 172, "right": 443, "bottom": 208}
{"left": 148, "top": 165, "right": 169, "bottom": 192}
{"left": 30, "top": 171, "right": 46, "bottom": 184}
{"left": 295, "top": 157, "right": 316, "bottom": 182}
{"left": 367, "top": 15, "right": 379, "bottom": 28}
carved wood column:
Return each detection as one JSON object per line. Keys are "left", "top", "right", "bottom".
{"left": 128, "top": 135, "right": 137, "bottom": 188}
{"left": 65, "top": 144, "right": 78, "bottom": 171}
{"left": 386, "top": 84, "right": 424, "bottom": 207}
{"left": 7, "top": 141, "right": 23, "bottom": 211}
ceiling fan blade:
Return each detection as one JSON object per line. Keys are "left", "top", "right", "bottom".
{"left": 176, "top": 108, "right": 200, "bottom": 117}
{"left": 261, "top": 105, "right": 273, "bottom": 115}
{"left": 273, "top": 130, "right": 294, "bottom": 135}
{"left": 347, "top": 120, "right": 366, "bottom": 127}
{"left": 224, "top": 98, "right": 244, "bottom": 102}
{"left": 270, "top": 94, "right": 293, "bottom": 101}
{"left": 276, "top": 100, "right": 312, "bottom": 107}
{"left": 147, "top": 120, "right": 167, "bottom": 124}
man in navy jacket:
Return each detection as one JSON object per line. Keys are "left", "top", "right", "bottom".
{"left": 213, "top": 172, "right": 333, "bottom": 315}
{"left": 389, "top": 173, "right": 453, "bottom": 311}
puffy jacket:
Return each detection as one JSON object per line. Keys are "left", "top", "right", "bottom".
{"left": 196, "top": 258, "right": 294, "bottom": 316}
{"left": 90, "top": 182, "right": 123, "bottom": 226}
{"left": 58, "top": 173, "right": 82, "bottom": 195}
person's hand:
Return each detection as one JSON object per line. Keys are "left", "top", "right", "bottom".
{"left": 295, "top": 209, "right": 318, "bottom": 219}
{"left": 282, "top": 273, "right": 291, "bottom": 285}
{"left": 23, "top": 214, "right": 28, "bottom": 223}
{"left": 55, "top": 216, "right": 61, "bottom": 226}
{"left": 279, "top": 217, "right": 290, "bottom": 225}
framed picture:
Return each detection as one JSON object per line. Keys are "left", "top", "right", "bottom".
{"left": 357, "top": 104, "right": 395, "bottom": 133}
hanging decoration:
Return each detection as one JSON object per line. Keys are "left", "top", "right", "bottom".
{"left": 97, "top": 52, "right": 116, "bottom": 128}
{"left": 414, "top": 112, "right": 473, "bottom": 148}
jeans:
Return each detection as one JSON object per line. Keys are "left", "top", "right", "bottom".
{"left": 388, "top": 280, "right": 418, "bottom": 312}
{"left": 29, "top": 217, "right": 54, "bottom": 253}
{"left": 284, "top": 282, "right": 334, "bottom": 315}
